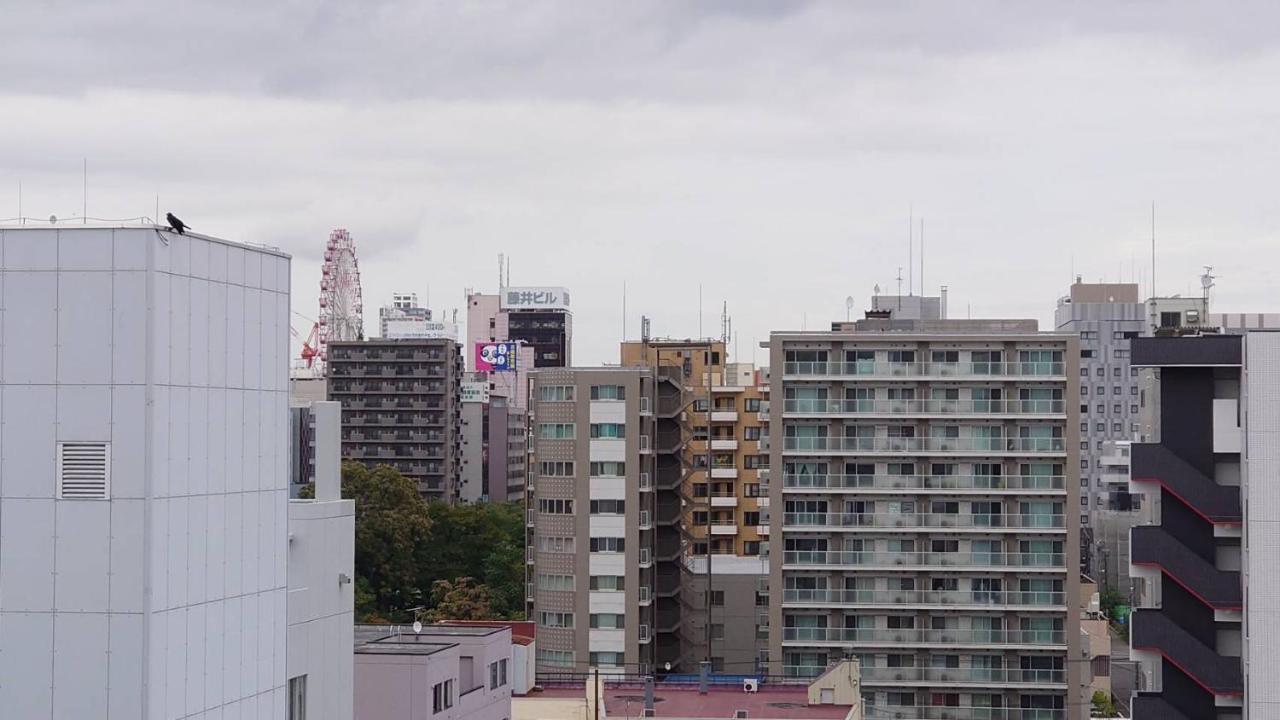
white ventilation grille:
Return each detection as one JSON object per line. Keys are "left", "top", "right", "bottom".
{"left": 57, "top": 442, "right": 110, "bottom": 499}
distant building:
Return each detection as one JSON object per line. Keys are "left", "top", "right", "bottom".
{"left": 467, "top": 286, "right": 572, "bottom": 374}
{"left": 459, "top": 388, "right": 527, "bottom": 503}
{"left": 379, "top": 292, "right": 432, "bottom": 338}
{"left": 327, "top": 338, "right": 464, "bottom": 501}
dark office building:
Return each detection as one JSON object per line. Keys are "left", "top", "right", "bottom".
{"left": 327, "top": 339, "right": 463, "bottom": 501}
{"left": 506, "top": 310, "right": 572, "bottom": 367}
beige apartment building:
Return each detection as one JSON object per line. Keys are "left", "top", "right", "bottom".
{"left": 767, "top": 316, "right": 1082, "bottom": 719}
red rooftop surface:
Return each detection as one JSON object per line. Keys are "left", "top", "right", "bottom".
{"left": 602, "top": 684, "right": 854, "bottom": 720}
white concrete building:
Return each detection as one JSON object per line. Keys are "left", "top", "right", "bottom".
{"left": 0, "top": 225, "right": 291, "bottom": 718}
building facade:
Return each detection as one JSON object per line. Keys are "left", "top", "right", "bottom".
{"left": 767, "top": 320, "right": 1082, "bottom": 719}
{"left": 0, "top": 226, "right": 292, "bottom": 718}
{"left": 459, "top": 389, "right": 527, "bottom": 503}
{"left": 327, "top": 338, "right": 463, "bottom": 501}
{"left": 1054, "top": 281, "right": 1144, "bottom": 579}
{"left": 1127, "top": 333, "right": 1252, "bottom": 719}
{"left": 526, "top": 367, "right": 660, "bottom": 674}
{"left": 467, "top": 287, "right": 571, "bottom": 374}
{"left": 378, "top": 292, "right": 431, "bottom": 338}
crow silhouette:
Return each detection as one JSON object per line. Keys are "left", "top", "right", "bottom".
{"left": 166, "top": 212, "right": 189, "bottom": 235}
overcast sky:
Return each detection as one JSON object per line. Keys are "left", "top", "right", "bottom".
{"left": 3, "top": 1, "right": 1277, "bottom": 365}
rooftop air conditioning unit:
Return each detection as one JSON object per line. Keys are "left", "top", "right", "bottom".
{"left": 643, "top": 710, "right": 656, "bottom": 718}
{"left": 743, "top": 679, "right": 759, "bottom": 693}
{"left": 734, "top": 711, "right": 749, "bottom": 719}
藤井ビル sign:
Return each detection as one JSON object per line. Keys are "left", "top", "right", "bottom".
{"left": 500, "top": 286, "right": 570, "bottom": 311}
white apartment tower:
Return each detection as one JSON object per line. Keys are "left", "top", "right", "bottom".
{"left": 0, "top": 226, "right": 292, "bottom": 718}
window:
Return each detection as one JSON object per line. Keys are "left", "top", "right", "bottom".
{"left": 1131, "top": 404, "right": 1139, "bottom": 413}
{"left": 432, "top": 679, "right": 455, "bottom": 713}
{"left": 1081, "top": 459, "right": 1089, "bottom": 469}
{"left": 590, "top": 385, "right": 626, "bottom": 400}
{"left": 693, "top": 399, "right": 710, "bottom": 412}
{"left": 1095, "top": 403, "right": 1105, "bottom": 414}
{"left": 711, "top": 590, "right": 726, "bottom": 606}
{"left": 932, "top": 350, "right": 960, "bottom": 363}
{"left": 743, "top": 511, "right": 761, "bottom": 526}
{"left": 744, "top": 426, "right": 762, "bottom": 441}
{"left": 1079, "top": 368, "right": 1088, "bottom": 377}
{"left": 1130, "top": 386, "right": 1139, "bottom": 395}
{"left": 538, "top": 611, "right": 574, "bottom": 628}
{"left": 1095, "top": 367, "right": 1105, "bottom": 377}
{"left": 590, "top": 461, "right": 625, "bottom": 476}
{"left": 1080, "top": 386, "right": 1088, "bottom": 396}
{"left": 540, "top": 461, "right": 575, "bottom": 477}
{"left": 709, "top": 624, "right": 726, "bottom": 640}
{"left": 590, "top": 423, "right": 625, "bottom": 439}
{"left": 1081, "top": 349, "right": 1095, "bottom": 358}
{"left": 744, "top": 398, "right": 762, "bottom": 412}
{"left": 1112, "top": 386, "right": 1122, "bottom": 396}
{"left": 490, "top": 658, "right": 509, "bottom": 688}
{"left": 1080, "top": 497, "right": 1088, "bottom": 506}
{"left": 590, "top": 537, "right": 625, "bottom": 553}
{"left": 1113, "top": 422, "right": 1122, "bottom": 432}
{"left": 589, "top": 499, "right": 625, "bottom": 515}
{"left": 590, "top": 575, "right": 625, "bottom": 591}
{"left": 289, "top": 675, "right": 307, "bottom": 720}
{"left": 589, "top": 652, "right": 624, "bottom": 667}
{"left": 888, "top": 350, "right": 916, "bottom": 363}
{"left": 1080, "top": 404, "right": 1088, "bottom": 413}
{"left": 537, "top": 574, "right": 575, "bottom": 591}
{"left": 538, "top": 385, "right": 575, "bottom": 402}
{"left": 743, "top": 541, "right": 761, "bottom": 556}
{"left": 1079, "top": 331, "right": 1098, "bottom": 340}
{"left": 744, "top": 454, "right": 766, "bottom": 469}
{"left": 539, "top": 423, "right": 575, "bottom": 439}
{"left": 536, "top": 536, "right": 575, "bottom": 553}
{"left": 1130, "top": 367, "right": 1139, "bottom": 377}
{"left": 1096, "top": 385, "right": 1105, "bottom": 395}
{"left": 744, "top": 483, "right": 762, "bottom": 497}
{"left": 1081, "top": 514, "right": 1090, "bottom": 525}
{"left": 1114, "top": 348, "right": 1131, "bottom": 359}
{"left": 1095, "top": 423, "right": 1105, "bottom": 432}
{"left": 537, "top": 649, "right": 574, "bottom": 667}
{"left": 1079, "top": 441, "right": 1088, "bottom": 450}
{"left": 1080, "top": 422, "right": 1087, "bottom": 432}
{"left": 589, "top": 613, "right": 626, "bottom": 629}
{"left": 1113, "top": 367, "right": 1122, "bottom": 377}
{"left": 538, "top": 498, "right": 574, "bottom": 514}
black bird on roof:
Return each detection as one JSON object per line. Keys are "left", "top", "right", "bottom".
{"left": 166, "top": 212, "right": 189, "bottom": 235}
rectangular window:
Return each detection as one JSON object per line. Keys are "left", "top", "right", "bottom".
{"left": 590, "top": 575, "right": 625, "bottom": 591}
{"left": 744, "top": 426, "right": 762, "bottom": 441}
{"left": 538, "top": 498, "right": 575, "bottom": 514}
{"left": 539, "top": 423, "right": 575, "bottom": 439}
{"left": 289, "top": 675, "right": 307, "bottom": 720}
{"left": 432, "top": 678, "right": 455, "bottom": 713}
{"left": 536, "top": 536, "right": 575, "bottom": 553}
{"left": 589, "top": 461, "right": 625, "bottom": 476}
{"left": 538, "top": 611, "right": 574, "bottom": 628}
{"left": 489, "top": 658, "right": 510, "bottom": 688}
{"left": 711, "top": 590, "right": 725, "bottom": 606}
{"left": 537, "top": 649, "right": 574, "bottom": 667}
{"left": 537, "top": 574, "right": 575, "bottom": 591}
{"left": 589, "top": 613, "right": 625, "bottom": 629}
{"left": 539, "top": 461, "right": 575, "bottom": 477}
{"left": 744, "top": 398, "right": 762, "bottom": 412}
{"left": 590, "top": 385, "right": 626, "bottom": 401}
{"left": 1081, "top": 349, "right": 1095, "bottom": 358}
{"left": 744, "top": 483, "right": 761, "bottom": 497}
{"left": 589, "top": 652, "right": 625, "bottom": 667}
{"left": 744, "top": 454, "right": 766, "bottom": 469}
{"left": 538, "top": 385, "right": 575, "bottom": 402}
{"left": 589, "top": 423, "right": 625, "bottom": 439}
{"left": 1113, "top": 422, "right": 1123, "bottom": 432}
{"left": 710, "top": 624, "right": 726, "bottom": 640}
{"left": 589, "top": 499, "right": 625, "bottom": 515}
{"left": 743, "top": 541, "right": 761, "bottom": 556}
{"left": 589, "top": 537, "right": 625, "bottom": 553}
{"left": 743, "top": 511, "right": 761, "bottom": 526}
{"left": 1079, "top": 331, "right": 1098, "bottom": 340}
{"left": 1113, "top": 348, "right": 1131, "bottom": 359}
{"left": 1079, "top": 368, "right": 1088, "bottom": 377}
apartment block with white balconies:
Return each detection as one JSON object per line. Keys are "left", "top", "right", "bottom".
{"left": 767, "top": 316, "right": 1082, "bottom": 720}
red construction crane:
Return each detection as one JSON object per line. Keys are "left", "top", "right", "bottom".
{"left": 291, "top": 311, "right": 322, "bottom": 369}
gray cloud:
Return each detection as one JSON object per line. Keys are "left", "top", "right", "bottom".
{"left": 2, "top": 1, "right": 1279, "bottom": 363}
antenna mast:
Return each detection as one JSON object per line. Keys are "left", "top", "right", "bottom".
{"left": 1151, "top": 203, "right": 1156, "bottom": 297}
{"left": 908, "top": 204, "right": 914, "bottom": 296}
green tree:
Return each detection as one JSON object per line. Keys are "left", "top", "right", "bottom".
{"left": 422, "top": 500, "right": 526, "bottom": 618}
{"left": 1091, "top": 690, "right": 1119, "bottom": 717}
{"left": 423, "top": 577, "right": 495, "bottom": 621}
{"left": 340, "top": 462, "right": 433, "bottom": 621}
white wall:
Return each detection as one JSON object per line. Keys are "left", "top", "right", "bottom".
{"left": 1244, "top": 331, "right": 1280, "bottom": 720}
{"left": 0, "top": 227, "right": 291, "bottom": 719}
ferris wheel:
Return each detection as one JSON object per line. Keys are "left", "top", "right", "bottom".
{"left": 318, "top": 228, "right": 364, "bottom": 366}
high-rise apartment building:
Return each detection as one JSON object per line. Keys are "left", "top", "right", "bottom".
{"left": 619, "top": 340, "right": 772, "bottom": 674}
{"left": 0, "top": 226, "right": 293, "bottom": 718}
{"left": 526, "top": 367, "right": 663, "bottom": 674}
{"left": 459, "top": 387, "right": 527, "bottom": 503}
{"left": 767, "top": 317, "right": 1081, "bottom": 719}
{"left": 1054, "top": 281, "right": 1144, "bottom": 578}
{"left": 327, "top": 338, "right": 463, "bottom": 501}
{"left": 1124, "top": 331, "right": 1280, "bottom": 719}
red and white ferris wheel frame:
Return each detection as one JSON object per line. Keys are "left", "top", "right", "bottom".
{"left": 317, "top": 228, "right": 364, "bottom": 363}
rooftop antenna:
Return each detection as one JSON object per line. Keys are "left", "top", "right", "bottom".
{"left": 82, "top": 158, "right": 87, "bottom": 224}
{"left": 908, "top": 204, "right": 914, "bottom": 296}
{"left": 1150, "top": 202, "right": 1157, "bottom": 297}
{"left": 622, "top": 280, "right": 627, "bottom": 343}
{"left": 498, "top": 253, "right": 505, "bottom": 291}
{"left": 720, "top": 301, "right": 729, "bottom": 345}
{"left": 17, "top": 179, "right": 22, "bottom": 223}
{"left": 1200, "top": 266, "right": 1216, "bottom": 307}
{"left": 895, "top": 268, "right": 904, "bottom": 310}
{"left": 845, "top": 295, "right": 855, "bottom": 322}
{"left": 919, "top": 217, "right": 924, "bottom": 295}
{"left": 698, "top": 284, "right": 703, "bottom": 338}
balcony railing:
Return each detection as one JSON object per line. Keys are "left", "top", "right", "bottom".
{"left": 781, "top": 550, "right": 1065, "bottom": 569}
{"left": 782, "top": 361, "right": 1065, "bottom": 378}
{"left": 782, "top": 665, "right": 1065, "bottom": 686}
{"left": 863, "top": 707, "right": 1065, "bottom": 720}
{"left": 782, "top": 399, "right": 1065, "bottom": 416}
{"left": 782, "top": 512, "right": 1065, "bottom": 530}
{"left": 782, "top": 437, "right": 1065, "bottom": 454}
{"left": 781, "top": 627, "right": 1066, "bottom": 646}
{"left": 783, "top": 474, "right": 1065, "bottom": 491}
{"left": 781, "top": 588, "right": 1065, "bottom": 608}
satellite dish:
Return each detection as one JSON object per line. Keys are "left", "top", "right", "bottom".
{"left": 49, "top": 215, "right": 58, "bottom": 225}
{"left": 413, "top": 621, "right": 423, "bottom": 634}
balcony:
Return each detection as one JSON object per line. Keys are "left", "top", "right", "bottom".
{"left": 855, "top": 666, "right": 1066, "bottom": 687}
{"left": 782, "top": 399, "right": 1065, "bottom": 417}
{"left": 863, "top": 708, "right": 1065, "bottom": 720}
{"left": 710, "top": 438, "right": 738, "bottom": 451}
{"left": 638, "top": 510, "right": 653, "bottom": 529}
{"left": 782, "top": 437, "right": 1066, "bottom": 456}
{"left": 1130, "top": 443, "right": 1242, "bottom": 523}
{"left": 1131, "top": 609, "right": 1243, "bottom": 696}
{"left": 1130, "top": 525, "right": 1242, "bottom": 609}
{"left": 710, "top": 467, "right": 738, "bottom": 479}
{"left": 781, "top": 550, "right": 1065, "bottom": 571}
{"left": 710, "top": 521, "right": 738, "bottom": 535}
{"left": 781, "top": 627, "right": 1065, "bottom": 647}
{"left": 637, "top": 586, "right": 652, "bottom": 605}
{"left": 782, "top": 512, "right": 1065, "bottom": 532}
{"left": 781, "top": 588, "right": 1065, "bottom": 610}
{"left": 783, "top": 474, "right": 1064, "bottom": 493}
{"left": 710, "top": 494, "right": 738, "bottom": 508}
{"left": 710, "top": 410, "right": 739, "bottom": 423}
{"left": 782, "top": 360, "right": 1066, "bottom": 380}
